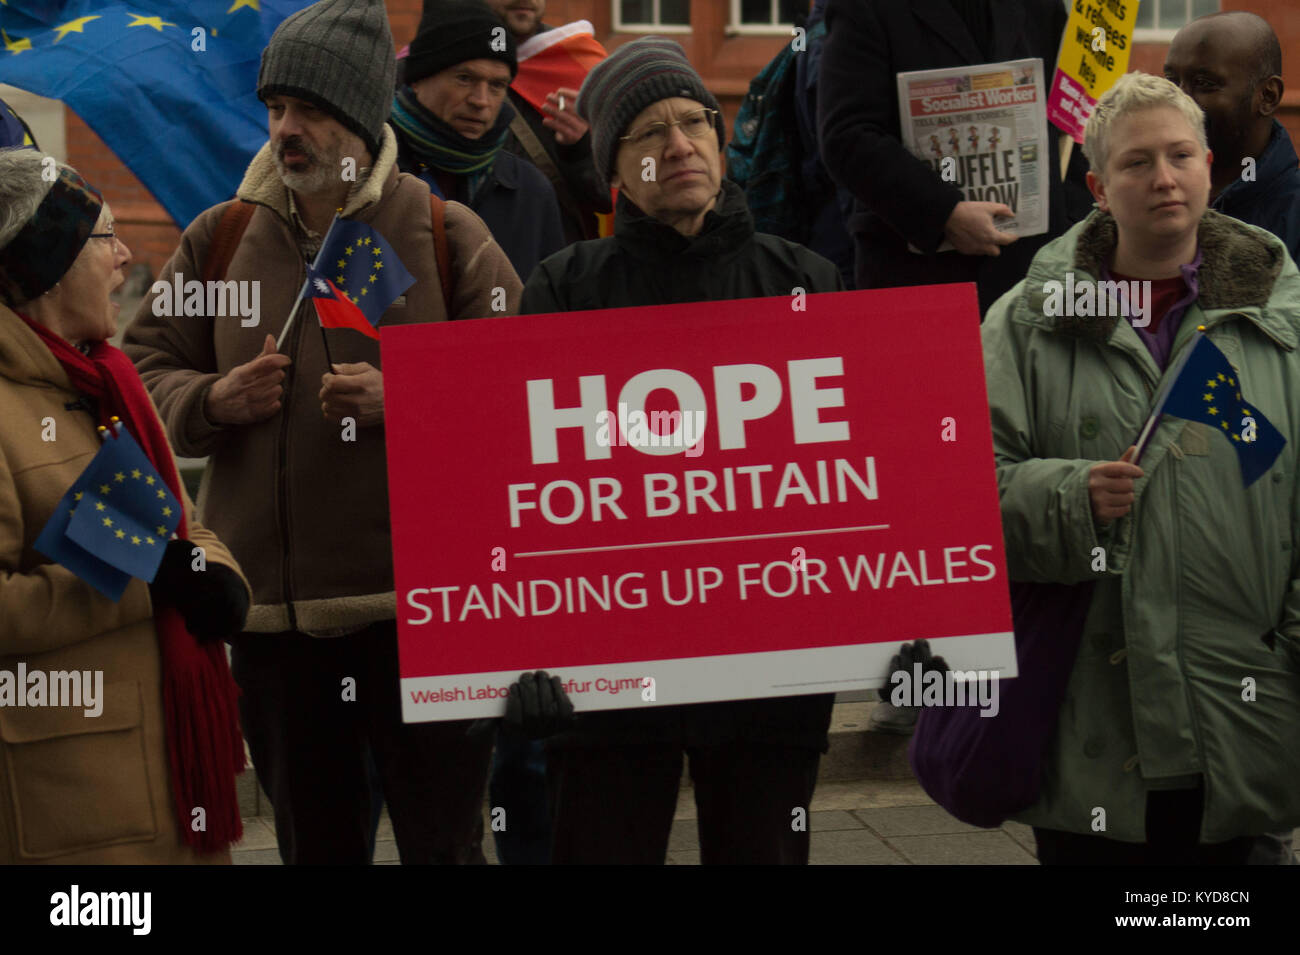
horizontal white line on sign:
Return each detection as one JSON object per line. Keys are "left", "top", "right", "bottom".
{"left": 514, "top": 525, "right": 892, "bottom": 557}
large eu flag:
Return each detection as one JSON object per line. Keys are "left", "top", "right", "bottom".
{"left": 0, "top": 1, "right": 311, "bottom": 227}
{"left": 1149, "top": 332, "right": 1287, "bottom": 487}
{"left": 34, "top": 422, "right": 182, "bottom": 600}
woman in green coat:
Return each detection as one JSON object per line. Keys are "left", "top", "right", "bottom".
{"left": 982, "top": 73, "right": 1300, "bottom": 864}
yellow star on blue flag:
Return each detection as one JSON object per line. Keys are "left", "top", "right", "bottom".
{"left": 0, "top": 1, "right": 315, "bottom": 225}
{"left": 1158, "top": 332, "right": 1286, "bottom": 486}
{"left": 34, "top": 421, "right": 182, "bottom": 599}
{"left": 306, "top": 217, "right": 415, "bottom": 333}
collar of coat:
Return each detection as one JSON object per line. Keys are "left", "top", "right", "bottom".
{"left": 1015, "top": 207, "right": 1296, "bottom": 349}
{"left": 1213, "top": 119, "right": 1300, "bottom": 210}
{"left": 235, "top": 124, "right": 400, "bottom": 224}
{"left": 614, "top": 178, "right": 754, "bottom": 261}
{"left": 0, "top": 302, "right": 70, "bottom": 390}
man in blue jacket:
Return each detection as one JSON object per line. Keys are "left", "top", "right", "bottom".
{"left": 1165, "top": 11, "right": 1300, "bottom": 265}
{"left": 392, "top": 0, "right": 565, "bottom": 282}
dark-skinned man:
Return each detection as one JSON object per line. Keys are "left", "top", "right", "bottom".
{"left": 1164, "top": 10, "right": 1300, "bottom": 265}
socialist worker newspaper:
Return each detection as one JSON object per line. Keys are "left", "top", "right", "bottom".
{"left": 896, "top": 58, "right": 1049, "bottom": 251}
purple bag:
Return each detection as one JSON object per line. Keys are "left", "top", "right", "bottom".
{"left": 907, "top": 580, "right": 1096, "bottom": 828}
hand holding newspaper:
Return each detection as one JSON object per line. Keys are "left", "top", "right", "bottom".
{"left": 896, "top": 58, "right": 1049, "bottom": 254}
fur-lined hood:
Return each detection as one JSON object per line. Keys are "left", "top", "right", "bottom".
{"left": 235, "top": 123, "right": 400, "bottom": 223}
{"left": 1011, "top": 208, "right": 1300, "bottom": 350}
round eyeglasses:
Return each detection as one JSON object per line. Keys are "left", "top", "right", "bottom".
{"left": 619, "top": 108, "right": 718, "bottom": 151}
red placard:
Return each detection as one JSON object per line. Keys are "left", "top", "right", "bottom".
{"left": 383, "top": 286, "right": 1015, "bottom": 721}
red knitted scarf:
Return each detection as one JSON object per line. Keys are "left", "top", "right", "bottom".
{"left": 20, "top": 315, "right": 244, "bottom": 854}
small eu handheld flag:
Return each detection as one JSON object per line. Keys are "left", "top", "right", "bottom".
{"left": 34, "top": 420, "right": 182, "bottom": 600}
{"left": 1133, "top": 330, "right": 1286, "bottom": 487}
{"left": 312, "top": 219, "right": 415, "bottom": 327}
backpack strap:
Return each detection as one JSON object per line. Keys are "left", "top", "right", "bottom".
{"left": 199, "top": 197, "right": 452, "bottom": 317}
{"left": 203, "top": 200, "right": 255, "bottom": 283}
{"left": 430, "top": 193, "right": 454, "bottom": 316}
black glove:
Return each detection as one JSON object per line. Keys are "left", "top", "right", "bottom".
{"left": 886, "top": 638, "right": 949, "bottom": 686}
{"left": 501, "top": 670, "right": 576, "bottom": 740}
{"left": 149, "top": 538, "right": 250, "bottom": 643}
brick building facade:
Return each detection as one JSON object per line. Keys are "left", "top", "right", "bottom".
{"left": 38, "top": 0, "right": 1300, "bottom": 276}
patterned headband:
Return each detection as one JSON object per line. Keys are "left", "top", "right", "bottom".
{"left": 0, "top": 165, "right": 104, "bottom": 307}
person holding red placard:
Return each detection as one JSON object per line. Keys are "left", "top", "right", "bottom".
{"left": 516, "top": 37, "right": 844, "bottom": 866}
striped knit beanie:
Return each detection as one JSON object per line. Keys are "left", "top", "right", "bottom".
{"left": 577, "top": 37, "right": 723, "bottom": 192}
{"left": 258, "top": 0, "right": 397, "bottom": 156}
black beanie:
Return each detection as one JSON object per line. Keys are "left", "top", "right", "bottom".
{"left": 406, "top": 0, "right": 518, "bottom": 86}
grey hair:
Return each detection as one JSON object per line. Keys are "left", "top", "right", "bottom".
{"left": 0, "top": 149, "right": 63, "bottom": 251}
{"left": 1083, "top": 72, "right": 1207, "bottom": 177}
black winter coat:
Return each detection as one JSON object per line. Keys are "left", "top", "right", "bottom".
{"left": 818, "top": 0, "right": 1092, "bottom": 313}
{"left": 395, "top": 136, "right": 564, "bottom": 286}
{"left": 1212, "top": 119, "right": 1300, "bottom": 267}
{"left": 523, "top": 179, "right": 844, "bottom": 313}
{"left": 521, "top": 180, "right": 842, "bottom": 750}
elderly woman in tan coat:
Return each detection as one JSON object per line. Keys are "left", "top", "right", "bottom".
{"left": 0, "top": 150, "right": 251, "bottom": 864}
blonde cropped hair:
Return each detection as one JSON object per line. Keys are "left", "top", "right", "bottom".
{"left": 1082, "top": 72, "right": 1207, "bottom": 176}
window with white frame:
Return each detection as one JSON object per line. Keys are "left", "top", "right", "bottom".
{"left": 614, "top": 0, "right": 691, "bottom": 32}
{"left": 730, "top": 0, "right": 808, "bottom": 33}
{"left": 1132, "top": 0, "right": 1219, "bottom": 41}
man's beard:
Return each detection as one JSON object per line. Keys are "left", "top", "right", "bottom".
{"left": 274, "top": 136, "right": 341, "bottom": 195}
{"left": 1204, "top": 93, "right": 1254, "bottom": 162}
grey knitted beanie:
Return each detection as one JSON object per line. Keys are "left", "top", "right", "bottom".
{"left": 258, "top": 0, "right": 396, "bottom": 156}
{"left": 577, "top": 37, "right": 724, "bottom": 192}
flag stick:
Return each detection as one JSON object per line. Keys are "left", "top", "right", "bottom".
{"left": 276, "top": 211, "right": 342, "bottom": 352}
{"left": 312, "top": 298, "right": 337, "bottom": 371}
{"left": 1059, "top": 134, "right": 1074, "bottom": 183}
{"left": 276, "top": 296, "right": 308, "bottom": 351}
{"left": 1131, "top": 327, "right": 1206, "bottom": 466}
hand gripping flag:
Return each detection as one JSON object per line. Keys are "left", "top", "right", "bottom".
{"left": 34, "top": 420, "right": 183, "bottom": 600}
{"left": 1133, "top": 330, "right": 1286, "bottom": 487}
{"left": 0, "top": 1, "right": 312, "bottom": 227}
{"left": 304, "top": 218, "right": 415, "bottom": 339}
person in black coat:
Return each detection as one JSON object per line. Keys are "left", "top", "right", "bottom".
{"left": 520, "top": 38, "right": 843, "bottom": 865}
{"left": 392, "top": 1, "right": 564, "bottom": 282}
{"left": 817, "top": 0, "right": 1091, "bottom": 314}
{"left": 1165, "top": 11, "right": 1300, "bottom": 266}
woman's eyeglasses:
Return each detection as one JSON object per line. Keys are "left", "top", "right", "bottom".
{"left": 88, "top": 228, "right": 122, "bottom": 250}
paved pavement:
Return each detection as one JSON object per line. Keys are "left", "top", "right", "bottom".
{"left": 227, "top": 702, "right": 1298, "bottom": 865}
{"left": 231, "top": 776, "right": 1042, "bottom": 865}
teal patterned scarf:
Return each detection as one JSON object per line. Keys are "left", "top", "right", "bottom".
{"left": 391, "top": 85, "right": 512, "bottom": 203}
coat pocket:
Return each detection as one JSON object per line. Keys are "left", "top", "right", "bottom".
{"left": 0, "top": 680, "right": 157, "bottom": 859}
